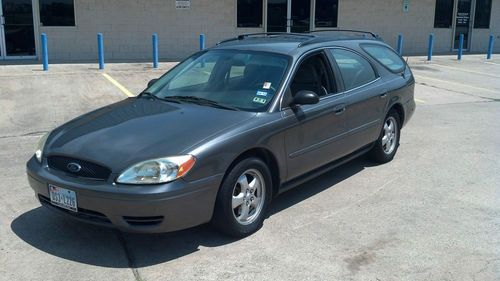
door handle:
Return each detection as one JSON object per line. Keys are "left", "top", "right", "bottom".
{"left": 380, "top": 92, "right": 388, "bottom": 98}
{"left": 333, "top": 104, "right": 346, "bottom": 115}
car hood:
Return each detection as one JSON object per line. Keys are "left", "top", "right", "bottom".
{"left": 45, "top": 98, "right": 256, "bottom": 172}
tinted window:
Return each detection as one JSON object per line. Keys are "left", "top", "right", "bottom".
{"left": 474, "top": 0, "right": 492, "bottom": 28}
{"left": 148, "top": 51, "right": 288, "bottom": 112}
{"left": 40, "top": 0, "right": 75, "bottom": 26}
{"left": 329, "top": 49, "right": 376, "bottom": 91}
{"left": 237, "top": 0, "right": 263, "bottom": 28}
{"left": 290, "top": 53, "right": 334, "bottom": 98}
{"left": 362, "top": 45, "right": 406, "bottom": 73}
{"left": 434, "top": 0, "right": 454, "bottom": 28}
{"left": 315, "top": 0, "right": 338, "bottom": 28}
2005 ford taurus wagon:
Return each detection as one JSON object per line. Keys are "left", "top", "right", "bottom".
{"left": 27, "top": 30, "right": 415, "bottom": 237}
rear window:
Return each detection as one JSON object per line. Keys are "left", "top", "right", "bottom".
{"left": 362, "top": 45, "right": 406, "bottom": 73}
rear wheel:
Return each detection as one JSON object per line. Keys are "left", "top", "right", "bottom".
{"left": 212, "top": 157, "right": 272, "bottom": 237}
{"left": 369, "top": 110, "right": 401, "bottom": 163}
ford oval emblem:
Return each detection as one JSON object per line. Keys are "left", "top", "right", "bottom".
{"left": 67, "top": 162, "right": 82, "bottom": 173}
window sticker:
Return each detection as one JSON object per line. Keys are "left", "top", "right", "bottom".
{"left": 256, "top": 90, "right": 268, "bottom": 97}
{"left": 263, "top": 82, "right": 272, "bottom": 89}
{"left": 253, "top": 97, "right": 267, "bottom": 104}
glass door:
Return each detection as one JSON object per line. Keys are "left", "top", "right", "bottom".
{"left": 267, "top": 0, "right": 288, "bottom": 32}
{"left": 290, "top": 0, "right": 310, "bottom": 33}
{"left": 453, "top": 0, "right": 472, "bottom": 50}
{"left": 0, "top": 0, "right": 36, "bottom": 58}
{"left": 267, "top": 0, "right": 311, "bottom": 33}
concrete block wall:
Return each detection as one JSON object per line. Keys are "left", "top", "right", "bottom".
{"left": 39, "top": 0, "right": 263, "bottom": 61}
{"left": 336, "top": 0, "right": 499, "bottom": 54}
{"left": 37, "top": 0, "right": 499, "bottom": 62}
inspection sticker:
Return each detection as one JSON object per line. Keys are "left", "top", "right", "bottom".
{"left": 256, "top": 90, "right": 268, "bottom": 97}
{"left": 253, "top": 97, "right": 267, "bottom": 104}
{"left": 263, "top": 82, "right": 272, "bottom": 89}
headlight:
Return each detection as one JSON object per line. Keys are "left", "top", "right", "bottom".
{"left": 35, "top": 132, "right": 50, "bottom": 163}
{"left": 116, "top": 155, "right": 196, "bottom": 184}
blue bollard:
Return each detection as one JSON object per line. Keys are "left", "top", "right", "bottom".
{"left": 199, "top": 34, "right": 205, "bottom": 51}
{"left": 152, "top": 33, "right": 159, "bottom": 68}
{"left": 41, "top": 33, "right": 49, "bottom": 71}
{"left": 97, "top": 33, "right": 104, "bottom": 70}
{"left": 397, "top": 34, "right": 404, "bottom": 55}
{"left": 487, "top": 34, "right": 494, "bottom": 59}
{"left": 427, "top": 34, "right": 434, "bottom": 61}
{"left": 458, "top": 34, "right": 464, "bottom": 60}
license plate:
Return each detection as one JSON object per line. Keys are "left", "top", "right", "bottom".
{"left": 48, "top": 184, "right": 78, "bottom": 212}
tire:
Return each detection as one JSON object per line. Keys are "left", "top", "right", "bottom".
{"left": 212, "top": 157, "right": 273, "bottom": 237}
{"left": 369, "top": 110, "right": 401, "bottom": 163}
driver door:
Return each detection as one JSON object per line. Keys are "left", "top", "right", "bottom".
{"left": 282, "top": 51, "right": 351, "bottom": 181}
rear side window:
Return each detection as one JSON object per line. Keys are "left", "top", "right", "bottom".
{"left": 329, "top": 49, "right": 376, "bottom": 91}
{"left": 362, "top": 45, "right": 406, "bottom": 73}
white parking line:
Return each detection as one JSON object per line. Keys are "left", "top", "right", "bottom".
{"left": 414, "top": 74, "right": 499, "bottom": 94}
{"left": 430, "top": 63, "right": 500, "bottom": 79}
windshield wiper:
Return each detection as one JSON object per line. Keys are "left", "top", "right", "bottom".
{"left": 138, "top": 91, "right": 157, "bottom": 100}
{"left": 138, "top": 91, "right": 181, "bottom": 104}
{"left": 163, "top": 96, "right": 240, "bottom": 111}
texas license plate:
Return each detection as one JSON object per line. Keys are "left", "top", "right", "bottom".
{"left": 48, "top": 184, "right": 78, "bottom": 212}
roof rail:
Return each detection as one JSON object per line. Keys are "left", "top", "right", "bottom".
{"left": 308, "top": 29, "right": 379, "bottom": 38}
{"left": 217, "top": 32, "right": 316, "bottom": 45}
{"left": 298, "top": 29, "right": 380, "bottom": 47}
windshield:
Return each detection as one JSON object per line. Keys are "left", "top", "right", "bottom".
{"left": 145, "top": 50, "right": 290, "bottom": 112}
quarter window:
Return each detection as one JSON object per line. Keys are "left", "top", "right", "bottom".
{"left": 39, "top": 0, "right": 75, "bottom": 26}
{"left": 315, "top": 0, "right": 339, "bottom": 28}
{"left": 329, "top": 49, "right": 376, "bottom": 91}
{"left": 362, "top": 45, "right": 406, "bottom": 73}
{"left": 237, "top": 0, "right": 263, "bottom": 28}
{"left": 474, "top": 0, "right": 492, "bottom": 28}
{"left": 434, "top": 0, "right": 454, "bottom": 28}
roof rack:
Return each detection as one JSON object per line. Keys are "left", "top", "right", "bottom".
{"left": 308, "top": 29, "right": 379, "bottom": 38}
{"left": 217, "top": 32, "right": 316, "bottom": 45}
{"left": 298, "top": 29, "right": 380, "bottom": 47}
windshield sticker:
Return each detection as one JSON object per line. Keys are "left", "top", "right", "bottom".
{"left": 253, "top": 97, "right": 267, "bottom": 104}
{"left": 256, "top": 90, "right": 268, "bottom": 97}
{"left": 263, "top": 82, "right": 272, "bottom": 89}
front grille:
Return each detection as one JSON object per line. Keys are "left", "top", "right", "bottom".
{"left": 39, "top": 195, "right": 111, "bottom": 224}
{"left": 47, "top": 155, "right": 111, "bottom": 181}
{"left": 123, "top": 216, "right": 164, "bottom": 226}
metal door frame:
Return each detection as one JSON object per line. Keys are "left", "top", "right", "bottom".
{"left": 451, "top": 0, "right": 477, "bottom": 51}
{"left": 0, "top": 0, "right": 5, "bottom": 59}
{"left": 0, "top": 0, "right": 37, "bottom": 60}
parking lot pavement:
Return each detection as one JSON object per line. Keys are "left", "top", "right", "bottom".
{"left": 0, "top": 55, "right": 499, "bottom": 281}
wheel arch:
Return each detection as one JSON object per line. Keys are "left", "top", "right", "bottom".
{"left": 223, "top": 147, "right": 281, "bottom": 197}
{"left": 388, "top": 102, "right": 405, "bottom": 126}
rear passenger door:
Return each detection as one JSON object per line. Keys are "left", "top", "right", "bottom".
{"left": 327, "top": 48, "right": 388, "bottom": 153}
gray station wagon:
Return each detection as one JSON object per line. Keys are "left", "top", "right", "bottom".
{"left": 27, "top": 30, "right": 415, "bottom": 237}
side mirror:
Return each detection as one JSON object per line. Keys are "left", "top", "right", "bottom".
{"left": 147, "top": 78, "right": 159, "bottom": 88}
{"left": 292, "top": 90, "right": 319, "bottom": 106}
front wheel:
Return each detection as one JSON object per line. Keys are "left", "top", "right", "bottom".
{"left": 369, "top": 110, "right": 401, "bottom": 163}
{"left": 212, "top": 157, "right": 272, "bottom": 237}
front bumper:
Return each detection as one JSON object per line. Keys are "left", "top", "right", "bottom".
{"left": 26, "top": 156, "right": 223, "bottom": 233}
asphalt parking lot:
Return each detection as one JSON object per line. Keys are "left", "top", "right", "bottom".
{"left": 0, "top": 55, "right": 499, "bottom": 281}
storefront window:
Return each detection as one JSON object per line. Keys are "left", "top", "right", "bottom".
{"left": 237, "top": 0, "right": 263, "bottom": 28}
{"left": 434, "top": 0, "right": 454, "bottom": 28}
{"left": 474, "top": 0, "right": 492, "bottom": 28}
{"left": 315, "top": 0, "right": 338, "bottom": 28}
{"left": 40, "top": 0, "right": 75, "bottom": 26}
